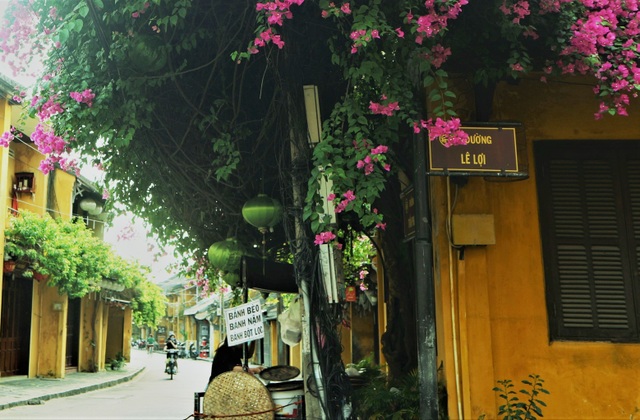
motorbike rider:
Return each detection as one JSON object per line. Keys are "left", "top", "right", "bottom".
{"left": 164, "top": 332, "right": 179, "bottom": 373}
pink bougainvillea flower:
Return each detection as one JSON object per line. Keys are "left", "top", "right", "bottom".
{"left": 343, "top": 190, "right": 356, "bottom": 201}
{"left": 69, "top": 89, "right": 95, "bottom": 107}
{"left": 314, "top": 231, "right": 336, "bottom": 245}
{"left": 371, "top": 145, "right": 388, "bottom": 154}
{"left": 0, "top": 131, "right": 14, "bottom": 147}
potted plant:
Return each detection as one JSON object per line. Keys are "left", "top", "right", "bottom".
{"left": 3, "top": 259, "right": 16, "bottom": 274}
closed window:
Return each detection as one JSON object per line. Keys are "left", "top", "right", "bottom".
{"left": 535, "top": 141, "right": 640, "bottom": 342}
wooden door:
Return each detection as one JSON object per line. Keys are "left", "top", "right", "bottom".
{"left": 0, "top": 274, "right": 32, "bottom": 377}
{"left": 65, "top": 298, "right": 81, "bottom": 368}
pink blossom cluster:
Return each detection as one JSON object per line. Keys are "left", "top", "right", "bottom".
{"left": 314, "top": 230, "right": 336, "bottom": 245}
{"left": 0, "top": 129, "right": 15, "bottom": 147}
{"left": 369, "top": 95, "right": 400, "bottom": 116}
{"left": 350, "top": 28, "right": 381, "bottom": 54}
{"left": 256, "top": 0, "right": 304, "bottom": 25}
{"left": 358, "top": 268, "right": 370, "bottom": 290}
{"left": 250, "top": 0, "right": 304, "bottom": 54}
{"left": 321, "top": 2, "right": 351, "bottom": 18}
{"left": 328, "top": 189, "right": 356, "bottom": 214}
{"left": 116, "top": 224, "right": 136, "bottom": 241}
{"left": 425, "top": 44, "right": 452, "bottom": 68}
{"left": 357, "top": 145, "right": 391, "bottom": 175}
{"left": 31, "top": 123, "right": 68, "bottom": 155}
{"left": 413, "top": 117, "right": 468, "bottom": 147}
{"left": 35, "top": 95, "right": 64, "bottom": 120}
{"left": 409, "top": 0, "right": 469, "bottom": 45}
{"left": 131, "top": 2, "right": 150, "bottom": 19}
{"left": 499, "top": 0, "right": 532, "bottom": 24}
{"left": 0, "top": 2, "right": 46, "bottom": 79}
{"left": 553, "top": 0, "right": 640, "bottom": 117}
{"left": 38, "top": 154, "right": 78, "bottom": 175}
{"left": 372, "top": 208, "right": 386, "bottom": 231}
{"left": 70, "top": 89, "right": 96, "bottom": 107}
{"left": 252, "top": 28, "right": 284, "bottom": 52}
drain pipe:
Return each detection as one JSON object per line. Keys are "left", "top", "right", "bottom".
{"left": 447, "top": 178, "right": 463, "bottom": 419}
{"left": 413, "top": 131, "right": 439, "bottom": 419}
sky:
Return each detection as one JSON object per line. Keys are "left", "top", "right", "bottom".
{"left": 0, "top": 0, "right": 178, "bottom": 282}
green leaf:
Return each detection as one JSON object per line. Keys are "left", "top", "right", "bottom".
{"left": 73, "top": 19, "right": 84, "bottom": 32}
{"left": 58, "top": 28, "right": 70, "bottom": 44}
{"left": 78, "top": 4, "right": 89, "bottom": 18}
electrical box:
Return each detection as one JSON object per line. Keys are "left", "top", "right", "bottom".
{"left": 452, "top": 214, "right": 496, "bottom": 246}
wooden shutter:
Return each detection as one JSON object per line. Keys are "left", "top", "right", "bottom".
{"left": 535, "top": 141, "right": 640, "bottom": 341}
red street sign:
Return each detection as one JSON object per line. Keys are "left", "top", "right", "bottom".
{"left": 345, "top": 286, "right": 357, "bottom": 302}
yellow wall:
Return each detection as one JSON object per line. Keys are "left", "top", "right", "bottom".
{"left": 31, "top": 283, "right": 68, "bottom": 378}
{"left": 106, "top": 306, "right": 125, "bottom": 361}
{"left": 0, "top": 98, "right": 10, "bottom": 329}
{"left": 123, "top": 308, "right": 132, "bottom": 361}
{"left": 79, "top": 295, "right": 107, "bottom": 372}
{"left": 433, "top": 76, "right": 640, "bottom": 419}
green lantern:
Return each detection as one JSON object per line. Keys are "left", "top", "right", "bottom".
{"left": 128, "top": 35, "right": 168, "bottom": 73}
{"left": 207, "top": 238, "right": 244, "bottom": 273}
{"left": 242, "top": 194, "right": 283, "bottom": 233}
{"left": 221, "top": 272, "right": 240, "bottom": 287}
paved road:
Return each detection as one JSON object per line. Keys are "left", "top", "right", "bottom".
{"left": 2, "top": 349, "right": 212, "bottom": 420}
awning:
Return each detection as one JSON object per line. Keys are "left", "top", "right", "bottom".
{"left": 242, "top": 256, "right": 297, "bottom": 294}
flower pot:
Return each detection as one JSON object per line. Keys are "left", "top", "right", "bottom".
{"left": 3, "top": 260, "right": 16, "bottom": 274}
{"left": 33, "top": 272, "right": 49, "bottom": 282}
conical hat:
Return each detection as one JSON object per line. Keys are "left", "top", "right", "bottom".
{"left": 203, "top": 371, "right": 274, "bottom": 419}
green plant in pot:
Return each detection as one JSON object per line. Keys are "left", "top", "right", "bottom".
{"left": 109, "top": 352, "right": 126, "bottom": 370}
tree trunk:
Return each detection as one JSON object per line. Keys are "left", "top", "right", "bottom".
{"left": 376, "top": 177, "right": 418, "bottom": 382}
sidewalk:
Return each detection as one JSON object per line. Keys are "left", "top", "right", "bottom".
{"left": 0, "top": 357, "right": 145, "bottom": 411}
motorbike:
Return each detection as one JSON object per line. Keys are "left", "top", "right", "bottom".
{"left": 188, "top": 342, "right": 198, "bottom": 359}
{"left": 177, "top": 342, "right": 187, "bottom": 359}
{"left": 165, "top": 349, "right": 179, "bottom": 379}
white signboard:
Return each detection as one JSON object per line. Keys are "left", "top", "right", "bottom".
{"left": 224, "top": 301, "right": 264, "bottom": 347}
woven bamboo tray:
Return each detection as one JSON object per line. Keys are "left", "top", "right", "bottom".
{"left": 203, "top": 371, "right": 274, "bottom": 419}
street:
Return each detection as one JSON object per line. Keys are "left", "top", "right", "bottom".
{"left": 2, "top": 349, "right": 212, "bottom": 420}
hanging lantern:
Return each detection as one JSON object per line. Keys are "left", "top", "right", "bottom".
{"left": 128, "top": 35, "right": 168, "bottom": 73}
{"left": 242, "top": 194, "right": 283, "bottom": 234}
{"left": 221, "top": 272, "right": 240, "bottom": 287}
{"left": 207, "top": 238, "right": 244, "bottom": 273}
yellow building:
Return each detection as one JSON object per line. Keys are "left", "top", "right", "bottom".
{"left": 154, "top": 274, "right": 199, "bottom": 350}
{"left": 428, "top": 75, "right": 640, "bottom": 419}
{"left": 0, "top": 76, "right": 133, "bottom": 378}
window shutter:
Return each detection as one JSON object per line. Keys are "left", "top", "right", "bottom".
{"left": 536, "top": 142, "right": 639, "bottom": 341}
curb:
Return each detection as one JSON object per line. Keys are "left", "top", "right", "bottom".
{"left": 0, "top": 367, "right": 145, "bottom": 411}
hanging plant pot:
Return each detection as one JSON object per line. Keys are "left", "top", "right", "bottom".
{"left": 3, "top": 260, "right": 16, "bottom": 274}
{"left": 242, "top": 194, "right": 283, "bottom": 233}
{"left": 33, "top": 271, "right": 50, "bottom": 282}
{"left": 207, "top": 238, "right": 245, "bottom": 273}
